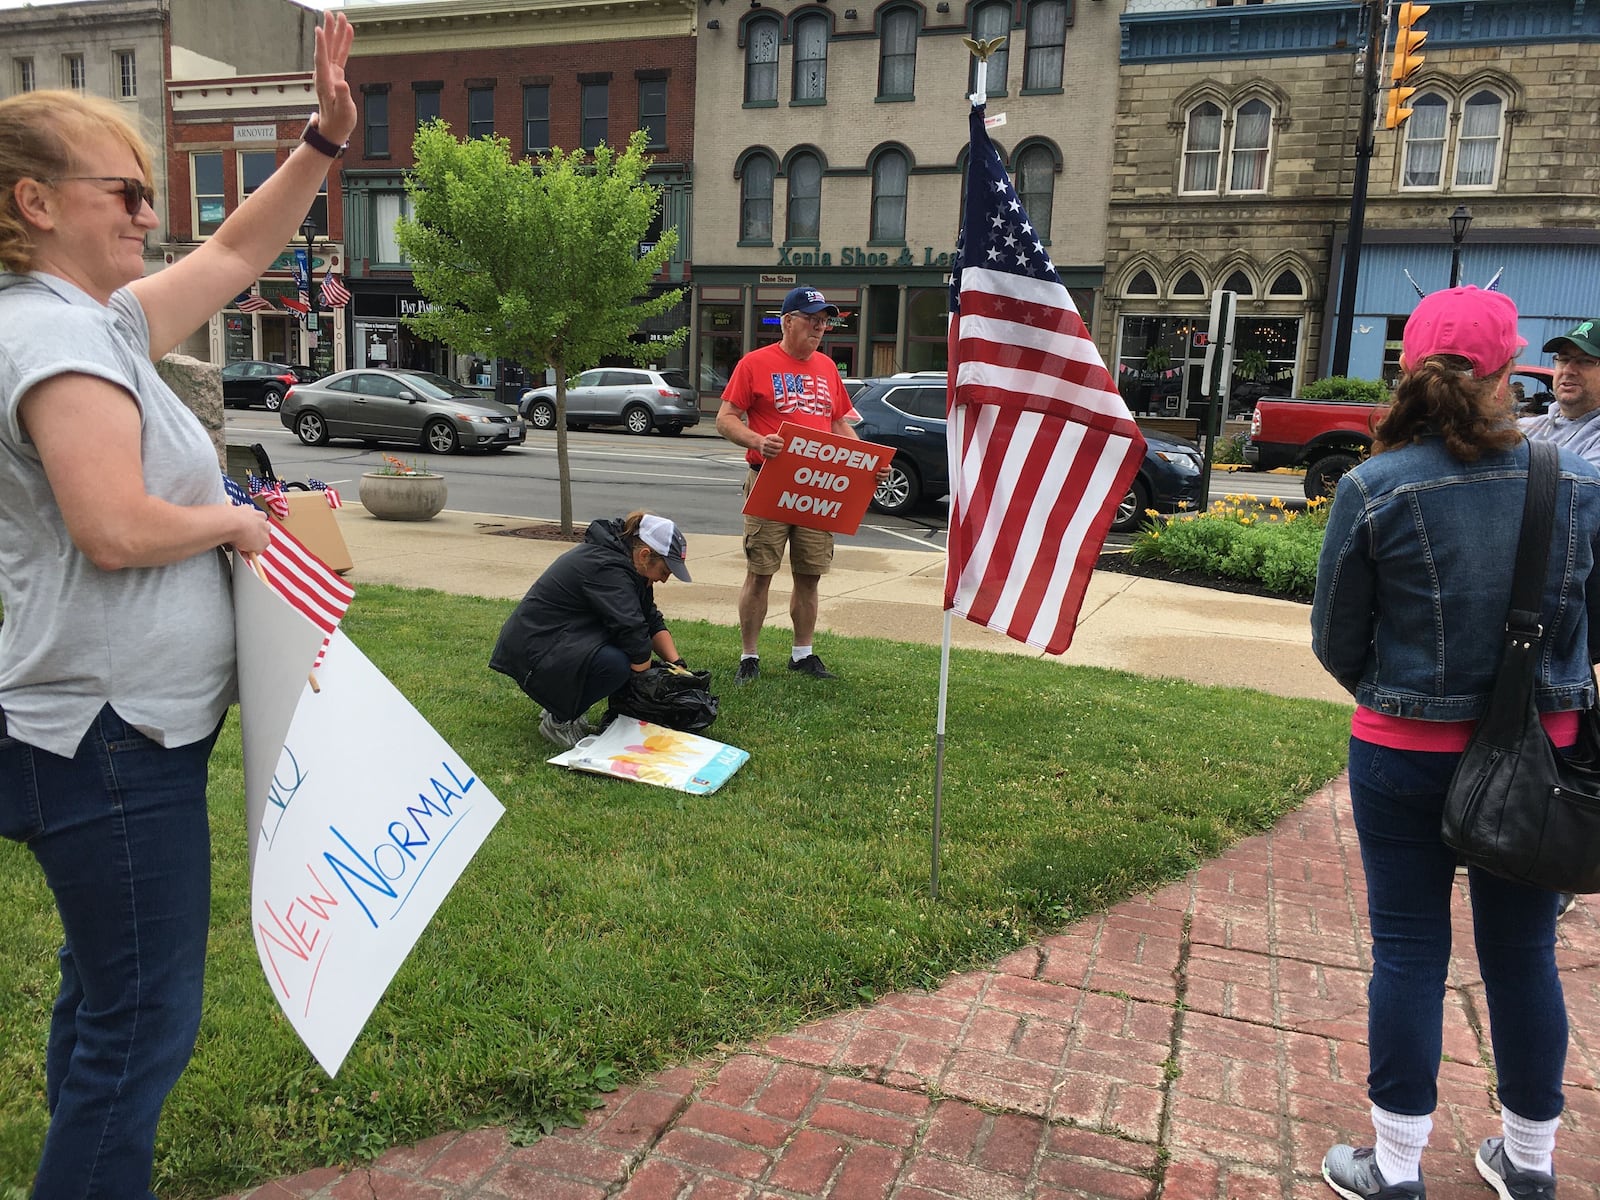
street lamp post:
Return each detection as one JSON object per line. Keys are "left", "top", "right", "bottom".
{"left": 1448, "top": 205, "right": 1473, "bottom": 289}
{"left": 300, "top": 217, "right": 319, "bottom": 364}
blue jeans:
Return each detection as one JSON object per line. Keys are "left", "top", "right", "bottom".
{"left": 0, "top": 704, "right": 220, "bottom": 1199}
{"left": 1348, "top": 738, "right": 1566, "bottom": 1122}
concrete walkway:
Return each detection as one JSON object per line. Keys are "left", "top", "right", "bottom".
{"left": 224, "top": 506, "right": 1597, "bottom": 1200}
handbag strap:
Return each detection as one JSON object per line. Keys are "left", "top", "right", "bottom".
{"left": 1507, "top": 438, "right": 1558, "bottom": 643}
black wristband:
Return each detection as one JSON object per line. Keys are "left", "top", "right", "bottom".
{"left": 301, "top": 115, "right": 347, "bottom": 159}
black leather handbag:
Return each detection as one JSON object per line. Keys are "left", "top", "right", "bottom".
{"left": 1442, "top": 439, "right": 1600, "bottom": 894}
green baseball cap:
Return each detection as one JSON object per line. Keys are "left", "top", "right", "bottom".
{"left": 1542, "top": 319, "right": 1600, "bottom": 357}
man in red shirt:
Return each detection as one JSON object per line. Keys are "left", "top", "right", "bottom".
{"left": 716, "top": 285, "right": 873, "bottom": 683}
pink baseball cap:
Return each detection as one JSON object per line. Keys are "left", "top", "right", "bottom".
{"left": 1402, "top": 286, "right": 1526, "bottom": 378}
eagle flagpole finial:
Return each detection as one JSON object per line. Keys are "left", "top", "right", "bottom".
{"left": 963, "top": 35, "right": 1007, "bottom": 108}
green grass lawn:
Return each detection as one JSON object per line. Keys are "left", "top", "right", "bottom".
{"left": 0, "top": 584, "right": 1351, "bottom": 1198}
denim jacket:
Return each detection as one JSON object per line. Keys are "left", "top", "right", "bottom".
{"left": 1311, "top": 435, "right": 1600, "bottom": 719}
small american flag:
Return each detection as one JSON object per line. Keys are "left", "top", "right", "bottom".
{"left": 319, "top": 272, "right": 351, "bottom": 308}
{"left": 308, "top": 478, "right": 343, "bottom": 509}
{"left": 224, "top": 475, "right": 355, "bottom": 672}
{"left": 235, "top": 290, "right": 275, "bottom": 313}
{"left": 944, "top": 103, "right": 1145, "bottom": 655}
{"left": 247, "top": 474, "right": 290, "bottom": 520}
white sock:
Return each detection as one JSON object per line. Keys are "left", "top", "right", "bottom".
{"left": 791, "top": 645, "right": 813, "bottom": 662}
{"left": 1371, "top": 1104, "right": 1431, "bottom": 1185}
{"left": 1501, "top": 1107, "right": 1558, "bottom": 1174}
{"left": 741, "top": 653, "right": 759, "bottom": 662}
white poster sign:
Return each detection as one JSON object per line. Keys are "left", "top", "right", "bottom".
{"left": 233, "top": 561, "right": 504, "bottom": 1075}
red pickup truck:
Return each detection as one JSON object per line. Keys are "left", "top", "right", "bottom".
{"left": 1245, "top": 366, "right": 1556, "bottom": 500}
{"left": 1245, "top": 399, "right": 1384, "bottom": 500}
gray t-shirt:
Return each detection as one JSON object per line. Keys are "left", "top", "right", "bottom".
{"left": 0, "top": 272, "right": 235, "bottom": 757}
{"left": 1520, "top": 406, "right": 1600, "bottom": 470}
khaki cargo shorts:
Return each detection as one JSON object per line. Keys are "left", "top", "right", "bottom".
{"left": 742, "top": 468, "right": 835, "bottom": 577}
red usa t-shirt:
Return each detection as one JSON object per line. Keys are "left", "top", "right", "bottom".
{"left": 722, "top": 342, "right": 851, "bottom": 467}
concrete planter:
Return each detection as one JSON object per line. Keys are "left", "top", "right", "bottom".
{"left": 358, "top": 471, "right": 447, "bottom": 522}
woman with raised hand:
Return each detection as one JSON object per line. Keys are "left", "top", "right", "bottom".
{"left": 0, "top": 13, "right": 355, "bottom": 1196}
{"left": 1312, "top": 286, "right": 1600, "bottom": 1200}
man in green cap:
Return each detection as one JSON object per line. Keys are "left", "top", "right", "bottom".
{"left": 1520, "top": 318, "right": 1600, "bottom": 465}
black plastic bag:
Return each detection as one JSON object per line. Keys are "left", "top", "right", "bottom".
{"left": 606, "top": 664, "right": 719, "bottom": 734}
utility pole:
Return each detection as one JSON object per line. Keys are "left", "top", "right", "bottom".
{"left": 1329, "top": 1, "right": 1385, "bottom": 378}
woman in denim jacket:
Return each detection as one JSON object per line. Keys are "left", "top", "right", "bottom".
{"left": 1312, "top": 286, "right": 1600, "bottom": 1200}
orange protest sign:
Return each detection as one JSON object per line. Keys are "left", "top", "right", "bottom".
{"left": 741, "top": 422, "right": 887, "bottom": 535}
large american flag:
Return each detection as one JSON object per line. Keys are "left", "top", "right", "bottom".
{"left": 943, "top": 105, "right": 1146, "bottom": 655}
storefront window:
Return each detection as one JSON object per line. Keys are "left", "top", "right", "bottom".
{"left": 224, "top": 314, "right": 252, "bottom": 363}
{"left": 1116, "top": 315, "right": 1190, "bottom": 414}
{"left": 698, "top": 303, "right": 742, "bottom": 397}
{"left": 905, "top": 287, "right": 948, "bottom": 374}
{"left": 1228, "top": 316, "right": 1300, "bottom": 413}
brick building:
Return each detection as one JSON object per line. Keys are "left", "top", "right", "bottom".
{"left": 164, "top": 72, "right": 350, "bottom": 372}
{"left": 690, "top": 0, "right": 1125, "bottom": 385}
{"left": 340, "top": 0, "right": 697, "bottom": 395}
{"left": 0, "top": 0, "right": 315, "bottom": 281}
{"left": 1106, "top": 0, "right": 1600, "bottom": 414}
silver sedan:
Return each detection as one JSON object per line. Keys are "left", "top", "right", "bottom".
{"left": 281, "top": 369, "right": 526, "bottom": 454}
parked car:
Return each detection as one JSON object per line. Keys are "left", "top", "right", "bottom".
{"left": 1513, "top": 364, "right": 1557, "bottom": 415}
{"left": 222, "top": 360, "right": 320, "bottom": 411}
{"left": 519, "top": 367, "right": 701, "bottom": 436}
{"left": 847, "top": 374, "right": 1204, "bottom": 529}
{"left": 280, "top": 368, "right": 526, "bottom": 454}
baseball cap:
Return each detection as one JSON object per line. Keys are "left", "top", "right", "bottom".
{"left": 780, "top": 285, "right": 839, "bottom": 317}
{"left": 638, "top": 513, "right": 691, "bottom": 582}
{"left": 1542, "top": 318, "right": 1600, "bottom": 359}
{"left": 1402, "top": 286, "right": 1526, "bottom": 378}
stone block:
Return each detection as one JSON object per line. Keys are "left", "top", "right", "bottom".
{"left": 157, "top": 353, "right": 224, "bottom": 468}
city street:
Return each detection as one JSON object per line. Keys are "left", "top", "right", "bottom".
{"left": 224, "top": 410, "right": 1306, "bottom": 552}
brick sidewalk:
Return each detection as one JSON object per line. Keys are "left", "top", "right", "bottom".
{"left": 233, "top": 776, "right": 1600, "bottom": 1200}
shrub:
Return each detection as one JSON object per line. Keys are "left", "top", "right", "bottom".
{"left": 1211, "top": 431, "right": 1248, "bottom": 464}
{"left": 1301, "top": 376, "right": 1391, "bottom": 405}
{"left": 1127, "top": 494, "right": 1330, "bottom": 599}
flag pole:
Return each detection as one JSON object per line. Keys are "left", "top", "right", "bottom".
{"left": 933, "top": 37, "right": 1004, "bottom": 900}
{"left": 931, "top": 611, "right": 953, "bottom": 899}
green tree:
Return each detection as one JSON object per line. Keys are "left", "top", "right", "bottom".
{"left": 397, "top": 123, "right": 685, "bottom": 532}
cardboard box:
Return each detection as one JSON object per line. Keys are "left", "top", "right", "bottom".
{"left": 256, "top": 492, "right": 353, "bottom": 574}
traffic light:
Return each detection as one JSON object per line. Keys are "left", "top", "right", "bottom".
{"left": 1385, "top": 2, "right": 1430, "bottom": 129}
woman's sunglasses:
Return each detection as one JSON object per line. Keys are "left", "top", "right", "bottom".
{"left": 45, "top": 175, "right": 155, "bottom": 216}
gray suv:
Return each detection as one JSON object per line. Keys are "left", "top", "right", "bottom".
{"left": 519, "top": 367, "right": 701, "bottom": 436}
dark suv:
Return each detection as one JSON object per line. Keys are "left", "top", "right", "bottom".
{"left": 848, "top": 374, "right": 1204, "bottom": 529}
{"left": 222, "top": 360, "right": 319, "bottom": 411}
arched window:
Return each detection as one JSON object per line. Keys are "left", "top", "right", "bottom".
{"left": 1125, "top": 269, "right": 1159, "bottom": 298}
{"left": 1223, "top": 270, "right": 1253, "bottom": 296}
{"left": 792, "top": 13, "right": 829, "bottom": 103}
{"left": 1228, "top": 99, "right": 1271, "bottom": 192}
{"left": 786, "top": 152, "right": 822, "bottom": 242}
{"left": 1401, "top": 92, "right": 1448, "bottom": 188}
{"left": 1455, "top": 90, "right": 1504, "bottom": 188}
{"left": 1269, "top": 269, "right": 1304, "bottom": 297}
{"left": 1023, "top": 0, "right": 1067, "bottom": 91}
{"left": 744, "top": 17, "right": 779, "bottom": 105}
{"left": 1181, "top": 102, "right": 1222, "bottom": 193}
{"left": 969, "top": 2, "right": 1010, "bottom": 96}
{"left": 878, "top": 7, "right": 918, "bottom": 100}
{"left": 740, "top": 152, "right": 774, "bottom": 243}
{"left": 1174, "top": 270, "right": 1205, "bottom": 296}
{"left": 871, "top": 149, "right": 908, "bottom": 243}
{"left": 1015, "top": 144, "right": 1055, "bottom": 243}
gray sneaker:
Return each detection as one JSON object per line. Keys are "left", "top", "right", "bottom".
{"left": 1321, "top": 1145, "right": 1426, "bottom": 1199}
{"left": 1475, "top": 1138, "right": 1556, "bottom": 1200}
{"left": 538, "top": 709, "right": 589, "bottom": 750}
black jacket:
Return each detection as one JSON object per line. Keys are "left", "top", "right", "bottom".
{"left": 489, "top": 519, "right": 668, "bottom": 719}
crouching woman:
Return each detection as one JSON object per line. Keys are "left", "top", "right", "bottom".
{"left": 491, "top": 511, "right": 690, "bottom": 747}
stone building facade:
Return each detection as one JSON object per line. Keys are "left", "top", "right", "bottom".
{"left": 690, "top": 0, "right": 1125, "bottom": 384}
{"left": 1107, "top": 0, "right": 1600, "bottom": 412}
